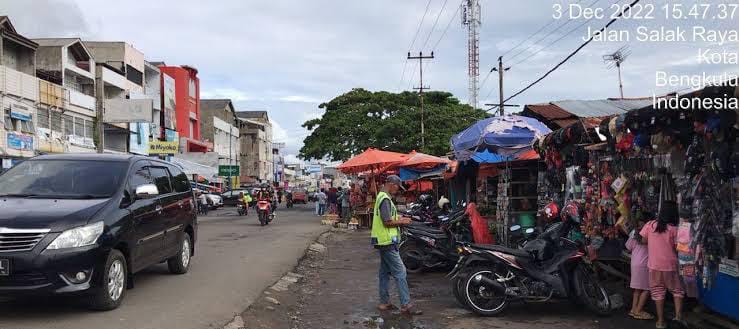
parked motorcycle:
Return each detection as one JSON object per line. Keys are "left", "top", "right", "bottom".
{"left": 256, "top": 200, "right": 274, "bottom": 226}
{"left": 448, "top": 203, "right": 611, "bottom": 317}
{"left": 400, "top": 204, "right": 471, "bottom": 273}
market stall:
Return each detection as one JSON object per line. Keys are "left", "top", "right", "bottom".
{"left": 534, "top": 83, "right": 738, "bottom": 321}
{"left": 450, "top": 115, "right": 552, "bottom": 245}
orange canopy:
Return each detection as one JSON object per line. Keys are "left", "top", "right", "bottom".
{"left": 398, "top": 151, "right": 452, "bottom": 170}
{"left": 337, "top": 148, "right": 409, "bottom": 174}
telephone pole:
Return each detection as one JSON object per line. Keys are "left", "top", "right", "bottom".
{"left": 407, "top": 51, "right": 434, "bottom": 150}
{"left": 491, "top": 56, "right": 510, "bottom": 116}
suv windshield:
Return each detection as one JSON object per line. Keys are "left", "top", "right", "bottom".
{"left": 0, "top": 160, "right": 128, "bottom": 199}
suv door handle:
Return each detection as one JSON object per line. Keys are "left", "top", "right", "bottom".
{"left": 155, "top": 205, "right": 163, "bottom": 214}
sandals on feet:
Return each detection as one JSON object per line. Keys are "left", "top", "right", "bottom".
{"left": 629, "top": 311, "right": 655, "bottom": 320}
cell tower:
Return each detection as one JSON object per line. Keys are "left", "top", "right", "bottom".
{"left": 603, "top": 46, "right": 631, "bottom": 99}
{"left": 461, "top": 0, "right": 481, "bottom": 109}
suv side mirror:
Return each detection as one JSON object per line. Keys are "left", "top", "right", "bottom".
{"left": 136, "top": 184, "right": 159, "bottom": 199}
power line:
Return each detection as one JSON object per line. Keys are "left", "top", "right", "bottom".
{"left": 409, "top": 0, "right": 434, "bottom": 51}
{"left": 431, "top": 0, "right": 463, "bottom": 51}
{"left": 487, "top": 0, "right": 642, "bottom": 113}
{"left": 501, "top": 0, "right": 583, "bottom": 58}
{"left": 421, "top": 0, "right": 450, "bottom": 50}
{"left": 507, "top": 0, "right": 602, "bottom": 62}
{"left": 398, "top": 0, "right": 434, "bottom": 92}
{"left": 509, "top": 0, "right": 621, "bottom": 68}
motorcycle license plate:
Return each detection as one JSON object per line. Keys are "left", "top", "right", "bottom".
{"left": 0, "top": 259, "right": 9, "bottom": 276}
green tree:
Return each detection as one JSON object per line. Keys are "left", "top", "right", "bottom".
{"left": 299, "top": 88, "right": 489, "bottom": 161}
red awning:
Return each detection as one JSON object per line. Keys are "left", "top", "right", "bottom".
{"left": 397, "top": 151, "right": 452, "bottom": 170}
{"left": 337, "top": 148, "right": 409, "bottom": 174}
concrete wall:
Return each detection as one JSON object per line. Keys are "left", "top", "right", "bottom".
{"left": 35, "top": 46, "right": 62, "bottom": 72}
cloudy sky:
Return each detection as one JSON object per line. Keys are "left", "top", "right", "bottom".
{"left": 2, "top": 0, "right": 732, "bottom": 162}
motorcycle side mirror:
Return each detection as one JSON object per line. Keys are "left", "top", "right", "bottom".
{"left": 525, "top": 228, "right": 535, "bottom": 234}
{"left": 510, "top": 225, "right": 521, "bottom": 232}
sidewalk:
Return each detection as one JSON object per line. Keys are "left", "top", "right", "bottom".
{"left": 238, "top": 230, "right": 663, "bottom": 329}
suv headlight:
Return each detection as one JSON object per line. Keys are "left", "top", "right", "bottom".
{"left": 46, "top": 221, "right": 104, "bottom": 250}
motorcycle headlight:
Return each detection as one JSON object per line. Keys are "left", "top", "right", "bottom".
{"left": 46, "top": 221, "right": 104, "bottom": 250}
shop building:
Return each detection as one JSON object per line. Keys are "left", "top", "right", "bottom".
{"left": 33, "top": 38, "right": 97, "bottom": 153}
{"left": 201, "top": 99, "right": 241, "bottom": 188}
{"left": 158, "top": 65, "right": 207, "bottom": 153}
{"left": 84, "top": 41, "right": 152, "bottom": 154}
{"left": 0, "top": 16, "right": 39, "bottom": 170}
{"left": 236, "top": 110, "right": 273, "bottom": 183}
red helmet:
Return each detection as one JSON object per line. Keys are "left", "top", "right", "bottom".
{"left": 543, "top": 202, "right": 559, "bottom": 222}
{"left": 561, "top": 201, "right": 582, "bottom": 224}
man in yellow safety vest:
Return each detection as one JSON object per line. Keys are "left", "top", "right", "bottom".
{"left": 370, "top": 175, "right": 421, "bottom": 315}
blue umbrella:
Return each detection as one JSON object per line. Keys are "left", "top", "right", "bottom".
{"left": 451, "top": 115, "right": 551, "bottom": 161}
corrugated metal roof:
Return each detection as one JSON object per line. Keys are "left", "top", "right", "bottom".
{"left": 201, "top": 99, "right": 232, "bottom": 112}
{"left": 552, "top": 99, "right": 652, "bottom": 118}
{"left": 526, "top": 103, "right": 571, "bottom": 120}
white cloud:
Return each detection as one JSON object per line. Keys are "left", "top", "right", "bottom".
{"left": 278, "top": 95, "right": 321, "bottom": 103}
{"left": 201, "top": 88, "right": 253, "bottom": 102}
{"left": 283, "top": 153, "right": 302, "bottom": 165}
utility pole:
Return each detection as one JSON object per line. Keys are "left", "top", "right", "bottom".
{"left": 407, "top": 51, "right": 434, "bottom": 150}
{"left": 491, "top": 56, "right": 510, "bottom": 116}
{"left": 94, "top": 65, "right": 105, "bottom": 153}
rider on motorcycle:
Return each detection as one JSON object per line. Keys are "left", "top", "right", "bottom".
{"left": 239, "top": 191, "right": 252, "bottom": 215}
{"left": 255, "top": 183, "right": 275, "bottom": 214}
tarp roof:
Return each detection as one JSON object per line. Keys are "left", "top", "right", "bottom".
{"left": 552, "top": 99, "right": 652, "bottom": 118}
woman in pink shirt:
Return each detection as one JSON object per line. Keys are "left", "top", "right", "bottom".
{"left": 640, "top": 202, "right": 683, "bottom": 329}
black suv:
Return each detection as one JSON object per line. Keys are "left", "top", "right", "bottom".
{"left": 0, "top": 154, "right": 198, "bottom": 310}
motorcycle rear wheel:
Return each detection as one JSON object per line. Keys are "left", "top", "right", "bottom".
{"left": 399, "top": 243, "right": 425, "bottom": 274}
{"left": 258, "top": 212, "right": 266, "bottom": 226}
{"left": 463, "top": 267, "right": 508, "bottom": 316}
{"left": 574, "top": 264, "right": 612, "bottom": 316}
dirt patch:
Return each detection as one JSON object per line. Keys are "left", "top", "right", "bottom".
{"left": 237, "top": 230, "right": 663, "bottom": 329}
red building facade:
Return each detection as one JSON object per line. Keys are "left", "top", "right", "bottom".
{"left": 158, "top": 65, "right": 208, "bottom": 152}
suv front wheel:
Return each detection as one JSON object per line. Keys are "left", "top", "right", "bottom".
{"left": 89, "top": 249, "right": 127, "bottom": 311}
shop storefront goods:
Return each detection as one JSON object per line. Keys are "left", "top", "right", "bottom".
{"left": 451, "top": 115, "right": 551, "bottom": 161}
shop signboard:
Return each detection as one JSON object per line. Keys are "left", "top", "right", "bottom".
{"left": 148, "top": 140, "right": 179, "bottom": 154}
{"left": 103, "top": 99, "right": 153, "bottom": 123}
{"left": 306, "top": 164, "right": 322, "bottom": 174}
{"left": 129, "top": 122, "right": 150, "bottom": 155}
{"left": 165, "top": 129, "right": 178, "bottom": 142}
{"left": 218, "top": 165, "right": 240, "bottom": 177}
{"left": 7, "top": 132, "right": 33, "bottom": 151}
{"left": 163, "top": 74, "right": 177, "bottom": 130}
{"left": 719, "top": 258, "right": 738, "bottom": 277}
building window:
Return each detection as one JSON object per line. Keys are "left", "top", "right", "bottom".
{"left": 63, "top": 114, "right": 74, "bottom": 136}
{"left": 85, "top": 120, "right": 94, "bottom": 138}
{"left": 74, "top": 117, "right": 84, "bottom": 137}
{"left": 37, "top": 108, "right": 50, "bottom": 129}
{"left": 4, "top": 109, "right": 33, "bottom": 133}
{"left": 189, "top": 119, "right": 195, "bottom": 138}
{"left": 51, "top": 111, "right": 62, "bottom": 132}
{"left": 188, "top": 79, "right": 196, "bottom": 98}
{"left": 126, "top": 65, "right": 143, "bottom": 86}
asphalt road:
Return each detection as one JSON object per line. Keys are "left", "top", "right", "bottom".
{"left": 0, "top": 204, "right": 327, "bottom": 329}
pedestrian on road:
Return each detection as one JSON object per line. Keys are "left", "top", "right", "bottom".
{"left": 197, "top": 190, "right": 208, "bottom": 215}
{"left": 317, "top": 188, "right": 328, "bottom": 216}
{"left": 328, "top": 188, "right": 338, "bottom": 214}
{"left": 336, "top": 187, "right": 344, "bottom": 220}
{"left": 640, "top": 201, "right": 683, "bottom": 329}
{"left": 340, "top": 186, "right": 351, "bottom": 222}
{"left": 371, "top": 175, "right": 421, "bottom": 315}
